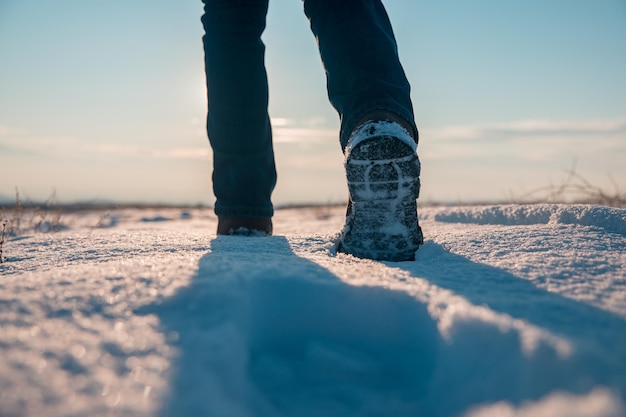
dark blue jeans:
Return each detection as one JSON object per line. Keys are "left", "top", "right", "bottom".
{"left": 202, "top": 0, "right": 416, "bottom": 218}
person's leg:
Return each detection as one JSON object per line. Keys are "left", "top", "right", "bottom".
{"left": 303, "top": 0, "right": 423, "bottom": 260}
{"left": 302, "top": 0, "right": 418, "bottom": 148}
{"left": 202, "top": 0, "right": 275, "bottom": 232}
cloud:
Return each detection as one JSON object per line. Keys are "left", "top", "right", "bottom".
{"left": 0, "top": 123, "right": 339, "bottom": 159}
{"left": 423, "top": 118, "right": 626, "bottom": 142}
{"left": 270, "top": 115, "right": 335, "bottom": 129}
{"left": 302, "top": 116, "right": 329, "bottom": 127}
{"left": 419, "top": 118, "right": 626, "bottom": 167}
{"left": 271, "top": 117, "right": 295, "bottom": 127}
{"left": 0, "top": 124, "right": 27, "bottom": 137}
{"left": 273, "top": 127, "right": 338, "bottom": 144}
{"left": 0, "top": 132, "right": 211, "bottom": 161}
{"left": 152, "top": 148, "right": 210, "bottom": 159}
{"left": 3, "top": 118, "right": 623, "bottom": 168}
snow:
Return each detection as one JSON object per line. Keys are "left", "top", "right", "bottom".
{"left": 0, "top": 204, "right": 625, "bottom": 417}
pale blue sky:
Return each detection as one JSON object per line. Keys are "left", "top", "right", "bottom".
{"left": 1, "top": 1, "right": 625, "bottom": 205}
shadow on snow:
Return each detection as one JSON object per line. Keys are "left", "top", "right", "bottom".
{"left": 141, "top": 237, "right": 625, "bottom": 416}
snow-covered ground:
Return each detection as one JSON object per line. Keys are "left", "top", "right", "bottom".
{"left": 1, "top": 204, "right": 625, "bottom": 417}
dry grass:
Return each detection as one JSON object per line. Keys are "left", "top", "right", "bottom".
{"left": 510, "top": 163, "right": 625, "bottom": 208}
{"left": 0, "top": 188, "right": 64, "bottom": 238}
{"left": 0, "top": 221, "right": 7, "bottom": 264}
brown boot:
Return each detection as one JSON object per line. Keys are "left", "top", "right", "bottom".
{"left": 217, "top": 216, "right": 273, "bottom": 236}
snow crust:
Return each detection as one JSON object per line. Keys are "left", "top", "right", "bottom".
{"left": 430, "top": 204, "right": 626, "bottom": 236}
{"left": 0, "top": 204, "right": 624, "bottom": 417}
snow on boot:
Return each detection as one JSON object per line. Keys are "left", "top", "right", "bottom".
{"left": 338, "top": 120, "right": 423, "bottom": 261}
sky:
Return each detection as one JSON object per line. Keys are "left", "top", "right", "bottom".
{"left": 1, "top": 0, "right": 625, "bottom": 206}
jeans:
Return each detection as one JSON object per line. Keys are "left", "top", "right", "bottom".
{"left": 202, "top": 0, "right": 416, "bottom": 218}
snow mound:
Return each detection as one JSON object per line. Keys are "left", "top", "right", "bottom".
{"left": 432, "top": 204, "right": 626, "bottom": 236}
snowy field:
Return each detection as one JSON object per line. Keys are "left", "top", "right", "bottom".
{"left": 1, "top": 204, "right": 625, "bottom": 417}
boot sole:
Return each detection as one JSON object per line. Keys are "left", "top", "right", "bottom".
{"left": 338, "top": 137, "right": 423, "bottom": 261}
